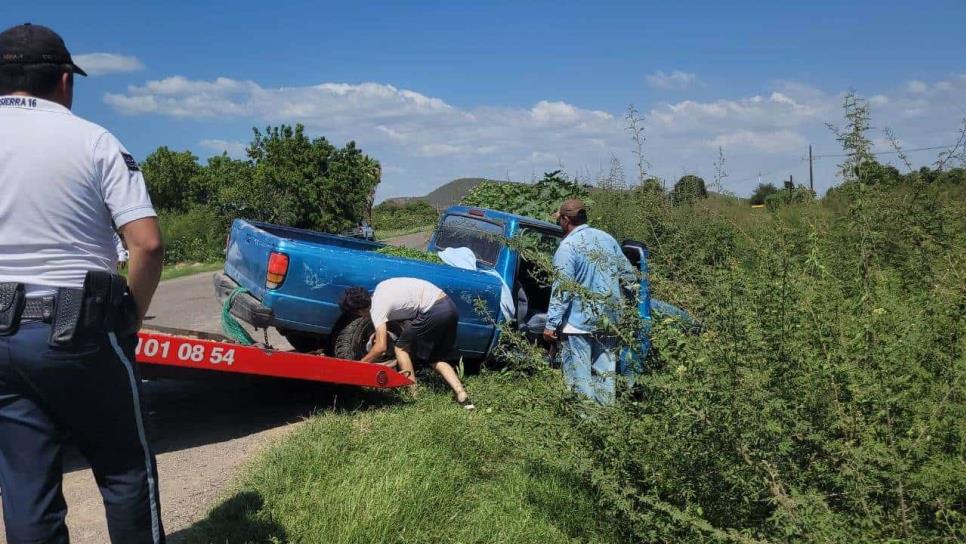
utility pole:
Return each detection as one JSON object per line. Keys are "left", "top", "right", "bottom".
{"left": 808, "top": 144, "right": 814, "bottom": 193}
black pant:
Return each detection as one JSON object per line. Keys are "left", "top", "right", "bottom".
{"left": 0, "top": 321, "right": 163, "bottom": 543}
{"left": 395, "top": 297, "right": 459, "bottom": 364}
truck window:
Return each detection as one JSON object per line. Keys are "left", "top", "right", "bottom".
{"left": 435, "top": 214, "right": 505, "bottom": 265}
{"left": 517, "top": 227, "right": 561, "bottom": 257}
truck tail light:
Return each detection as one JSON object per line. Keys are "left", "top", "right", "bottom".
{"left": 266, "top": 252, "right": 289, "bottom": 289}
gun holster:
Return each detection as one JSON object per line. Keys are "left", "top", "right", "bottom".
{"left": 49, "top": 271, "right": 139, "bottom": 347}
{"left": 0, "top": 282, "right": 27, "bottom": 336}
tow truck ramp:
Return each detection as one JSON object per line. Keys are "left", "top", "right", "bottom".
{"left": 136, "top": 326, "right": 413, "bottom": 389}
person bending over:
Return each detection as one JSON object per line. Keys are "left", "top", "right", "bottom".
{"left": 340, "top": 278, "right": 474, "bottom": 409}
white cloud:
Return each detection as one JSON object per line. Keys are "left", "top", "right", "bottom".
{"left": 906, "top": 80, "right": 928, "bottom": 94}
{"left": 105, "top": 73, "right": 966, "bottom": 199}
{"left": 199, "top": 139, "right": 247, "bottom": 158}
{"left": 708, "top": 130, "right": 806, "bottom": 153}
{"left": 646, "top": 70, "right": 699, "bottom": 90}
{"left": 418, "top": 143, "right": 465, "bottom": 157}
{"left": 73, "top": 53, "right": 144, "bottom": 76}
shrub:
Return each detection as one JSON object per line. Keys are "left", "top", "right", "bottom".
{"left": 763, "top": 186, "right": 815, "bottom": 210}
{"left": 749, "top": 182, "right": 779, "bottom": 205}
{"left": 372, "top": 200, "right": 438, "bottom": 231}
{"left": 671, "top": 174, "right": 708, "bottom": 205}
{"left": 159, "top": 207, "right": 228, "bottom": 264}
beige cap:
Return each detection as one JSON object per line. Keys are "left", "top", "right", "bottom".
{"left": 552, "top": 198, "right": 585, "bottom": 220}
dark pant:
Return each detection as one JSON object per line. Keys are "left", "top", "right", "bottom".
{"left": 395, "top": 297, "right": 459, "bottom": 364}
{"left": 0, "top": 321, "right": 163, "bottom": 544}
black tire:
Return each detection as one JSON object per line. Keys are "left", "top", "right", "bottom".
{"left": 280, "top": 329, "right": 327, "bottom": 353}
{"left": 334, "top": 317, "right": 377, "bottom": 361}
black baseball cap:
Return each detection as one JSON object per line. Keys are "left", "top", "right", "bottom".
{"left": 0, "top": 23, "right": 87, "bottom": 76}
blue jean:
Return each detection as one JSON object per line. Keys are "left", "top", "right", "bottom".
{"left": 0, "top": 322, "right": 164, "bottom": 544}
{"left": 560, "top": 333, "right": 617, "bottom": 406}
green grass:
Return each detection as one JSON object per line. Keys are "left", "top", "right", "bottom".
{"left": 159, "top": 261, "right": 224, "bottom": 281}
{"left": 181, "top": 372, "right": 621, "bottom": 544}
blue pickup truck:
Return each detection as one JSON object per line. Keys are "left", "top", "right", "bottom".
{"left": 214, "top": 205, "right": 669, "bottom": 361}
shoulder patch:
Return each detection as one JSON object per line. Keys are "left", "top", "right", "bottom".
{"left": 121, "top": 152, "right": 140, "bottom": 172}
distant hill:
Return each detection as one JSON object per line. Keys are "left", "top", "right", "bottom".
{"left": 381, "top": 177, "right": 507, "bottom": 209}
{"left": 422, "top": 178, "right": 498, "bottom": 208}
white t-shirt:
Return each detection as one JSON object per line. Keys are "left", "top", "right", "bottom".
{"left": 0, "top": 96, "right": 156, "bottom": 294}
{"left": 369, "top": 277, "right": 444, "bottom": 328}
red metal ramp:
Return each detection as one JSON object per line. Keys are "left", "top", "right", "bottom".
{"left": 135, "top": 327, "right": 413, "bottom": 389}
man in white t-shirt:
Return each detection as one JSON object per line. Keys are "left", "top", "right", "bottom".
{"left": 340, "top": 278, "right": 474, "bottom": 409}
{"left": 0, "top": 23, "right": 165, "bottom": 543}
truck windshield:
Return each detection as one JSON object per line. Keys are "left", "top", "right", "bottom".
{"left": 435, "top": 214, "right": 505, "bottom": 265}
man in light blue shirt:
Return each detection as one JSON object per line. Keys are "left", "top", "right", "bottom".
{"left": 543, "top": 199, "right": 635, "bottom": 405}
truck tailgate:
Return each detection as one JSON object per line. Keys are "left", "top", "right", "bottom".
{"left": 224, "top": 219, "right": 278, "bottom": 302}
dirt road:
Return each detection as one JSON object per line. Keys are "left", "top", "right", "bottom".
{"left": 380, "top": 229, "right": 431, "bottom": 250}
{"left": 0, "top": 232, "right": 424, "bottom": 542}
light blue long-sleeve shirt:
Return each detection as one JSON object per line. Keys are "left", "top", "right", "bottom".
{"left": 546, "top": 224, "right": 635, "bottom": 333}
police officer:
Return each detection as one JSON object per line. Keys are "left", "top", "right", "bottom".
{"left": 0, "top": 23, "right": 165, "bottom": 543}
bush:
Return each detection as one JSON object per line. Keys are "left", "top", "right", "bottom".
{"left": 671, "top": 174, "right": 708, "bottom": 205}
{"left": 764, "top": 186, "right": 815, "bottom": 210}
{"left": 749, "top": 182, "right": 779, "bottom": 205}
{"left": 372, "top": 200, "right": 438, "bottom": 231}
{"left": 159, "top": 207, "right": 228, "bottom": 264}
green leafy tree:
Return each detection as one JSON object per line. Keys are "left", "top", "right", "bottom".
{"left": 220, "top": 124, "right": 380, "bottom": 232}
{"left": 324, "top": 141, "right": 382, "bottom": 232}
{"left": 140, "top": 147, "right": 204, "bottom": 211}
{"left": 749, "top": 182, "right": 779, "bottom": 205}
{"left": 671, "top": 174, "right": 708, "bottom": 205}
{"left": 202, "top": 153, "right": 255, "bottom": 219}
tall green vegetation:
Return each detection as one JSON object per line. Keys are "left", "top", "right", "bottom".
{"left": 461, "top": 170, "right": 589, "bottom": 221}
{"left": 749, "top": 182, "right": 779, "bottom": 205}
{"left": 142, "top": 123, "right": 380, "bottom": 263}
{"left": 574, "top": 181, "right": 963, "bottom": 542}
{"left": 516, "top": 95, "right": 964, "bottom": 542}
{"left": 371, "top": 199, "right": 439, "bottom": 232}
{"left": 671, "top": 174, "right": 709, "bottom": 205}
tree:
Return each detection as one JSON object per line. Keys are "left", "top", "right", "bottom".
{"left": 749, "top": 182, "right": 779, "bottom": 205}
{"left": 140, "top": 147, "right": 203, "bottom": 211}
{"left": 671, "top": 174, "right": 707, "bottom": 205}
{"left": 221, "top": 124, "right": 381, "bottom": 232}
{"left": 201, "top": 153, "right": 255, "bottom": 219}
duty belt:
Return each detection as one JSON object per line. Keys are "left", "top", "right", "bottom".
{"left": 22, "top": 296, "right": 56, "bottom": 322}
{"left": 0, "top": 272, "right": 139, "bottom": 345}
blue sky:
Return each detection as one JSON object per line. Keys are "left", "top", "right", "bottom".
{"left": 11, "top": 0, "right": 966, "bottom": 199}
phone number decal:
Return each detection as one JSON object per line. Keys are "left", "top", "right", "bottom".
{"left": 136, "top": 337, "right": 236, "bottom": 366}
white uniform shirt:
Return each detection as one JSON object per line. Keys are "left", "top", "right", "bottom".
{"left": 369, "top": 277, "right": 444, "bottom": 328}
{"left": 0, "top": 96, "right": 156, "bottom": 294}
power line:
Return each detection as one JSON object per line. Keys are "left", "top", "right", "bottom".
{"left": 812, "top": 144, "right": 955, "bottom": 159}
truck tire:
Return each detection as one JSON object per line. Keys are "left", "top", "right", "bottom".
{"left": 280, "top": 329, "right": 327, "bottom": 353}
{"left": 334, "top": 316, "right": 374, "bottom": 360}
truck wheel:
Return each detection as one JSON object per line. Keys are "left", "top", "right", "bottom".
{"left": 334, "top": 317, "right": 377, "bottom": 361}
{"left": 280, "top": 330, "right": 326, "bottom": 353}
